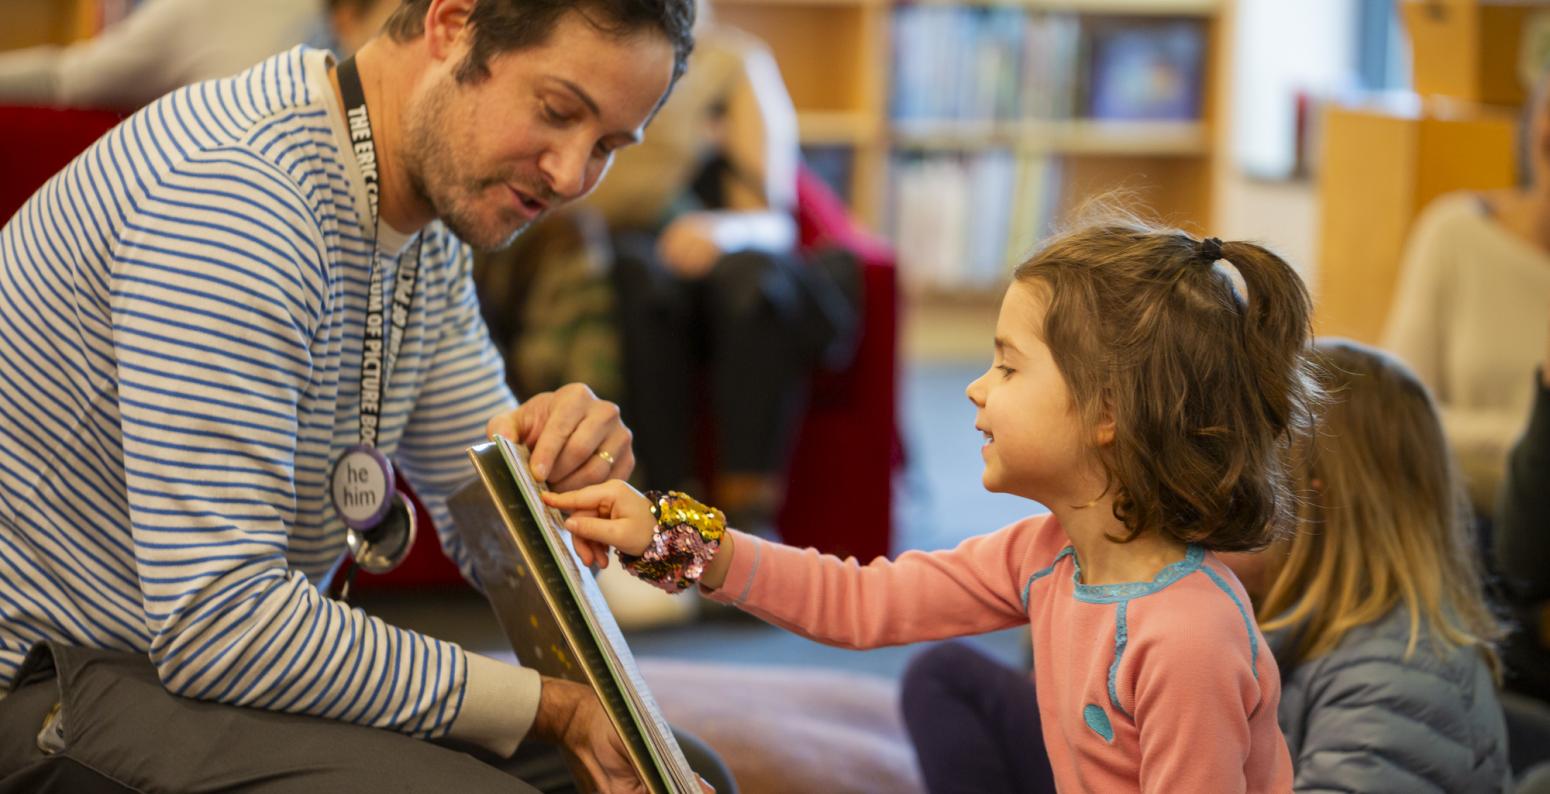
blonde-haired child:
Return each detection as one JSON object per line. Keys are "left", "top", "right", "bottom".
{"left": 1223, "top": 338, "right": 1510, "bottom": 792}
{"left": 545, "top": 219, "right": 1316, "bottom": 791}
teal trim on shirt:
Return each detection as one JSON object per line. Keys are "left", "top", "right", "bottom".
{"left": 1071, "top": 544, "right": 1205, "bottom": 604}
{"left": 1108, "top": 600, "right": 1132, "bottom": 718}
{"left": 1201, "top": 564, "right": 1260, "bottom": 678}
{"left": 1021, "top": 542, "right": 1259, "bottom": 732}
{"left": 1021, "top": 546, "right": 1075, "bottom": 609}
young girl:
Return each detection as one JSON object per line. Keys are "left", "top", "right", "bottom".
{"left": 1222, "top": 339, "right": 1510, "bottom": 792}
{"left": 543, "top": 219, "right": 1316, "bottom": 791}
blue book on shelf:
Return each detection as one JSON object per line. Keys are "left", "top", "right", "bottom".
{"left": 1085, "top": 20, "right": 1205, "bottom": 121}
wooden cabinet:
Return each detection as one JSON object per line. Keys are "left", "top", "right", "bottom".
{"left": 0, "top": 0, "right": 103, "bottom": 51}
{"left": 1315, "top": 98, "right": 1517, "bottom": 342}
{"left": 1314, "top": 0, "right": 1539, "bottom": 342}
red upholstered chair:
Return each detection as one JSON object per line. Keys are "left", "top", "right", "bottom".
{"left": 775, "top": 167, "right": 902, "bottom": 563}
{"left": 0, "top": 111, "right": 902, "bottom": 587}
{"left": 0, "top": 106, "right": 125, "bottom": 223}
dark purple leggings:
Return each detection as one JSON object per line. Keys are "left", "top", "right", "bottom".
{"left": 900, "top": 641, "right": 1057, "bottom": 794}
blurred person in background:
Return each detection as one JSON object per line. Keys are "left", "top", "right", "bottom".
{"left": 477, "top": 0, "right": 858, "bottom": 541}
{"left": 1491, "top": 311, "right": 1550, "bottom": 786}
{"left": 1381, "top": 70, "right": 1550, "bottom": 515}
{"left": 0, "top": 0, "right": 399, "bottom": 108}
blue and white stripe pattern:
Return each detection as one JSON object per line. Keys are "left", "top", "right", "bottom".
{"left": 0, "top": 46, "right": 515, "bottom": 738}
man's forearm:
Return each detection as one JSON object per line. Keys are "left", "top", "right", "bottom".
{"left": 707, "top": 210, "right": 795, "bottom": 255}
{"left": 0, "top": 47, "right": 63, "bottom": 105}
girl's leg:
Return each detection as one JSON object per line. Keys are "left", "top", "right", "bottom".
{"left": 900, "top": 641, "right": 1055, "bottom": 794}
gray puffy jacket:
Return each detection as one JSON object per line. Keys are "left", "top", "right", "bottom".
{"left": 1272, "top": 607, "right": 1510, "bottom": 793}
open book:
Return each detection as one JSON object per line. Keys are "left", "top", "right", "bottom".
{"left": 447, "top": 436, "right": 699, "bottom": 793}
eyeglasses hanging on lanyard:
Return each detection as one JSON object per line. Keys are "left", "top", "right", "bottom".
{"left": 329, "top": 53, "right": 422, "bottom": 596}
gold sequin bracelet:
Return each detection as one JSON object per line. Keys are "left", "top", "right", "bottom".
{"left": 618, "top": 490, "right": 727, "bottom": 594}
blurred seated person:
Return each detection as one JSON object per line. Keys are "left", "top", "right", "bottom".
{"left": 479, "top": 5, "right": 859, "bottom": 535}
{"left": 1382, "top": 73, "right": 1550, "bottom": 512}
{"left": 1494, "top": 312, "right": 1550, "bottom": 710}
{"left": 0, "top": 0, "right": 395, "bottom": 108}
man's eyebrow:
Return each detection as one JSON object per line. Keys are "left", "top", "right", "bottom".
{"left": 551, "top": 77, "right": 600, "bottom": 117}
{"left": 550, "top": 77, "right": 644, "bottom": 145}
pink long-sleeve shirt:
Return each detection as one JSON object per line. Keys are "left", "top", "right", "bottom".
{"left": 707, "top": 513, "right": 1293, "bottom": 793}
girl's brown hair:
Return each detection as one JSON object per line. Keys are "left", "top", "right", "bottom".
{"left": 1014, "top": 213, "right": 1319, "bottom": 551}
{"left": 1257, "top": 339, "right": 1506, "bottom": 671}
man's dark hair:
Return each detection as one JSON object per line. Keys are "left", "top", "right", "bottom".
{"left": 383, "top": 0, "right": 694, "bottom": 87}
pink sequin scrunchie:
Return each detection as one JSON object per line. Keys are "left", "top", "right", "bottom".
{"left": 618, "top": 490, "right": 727, "bottom": 593}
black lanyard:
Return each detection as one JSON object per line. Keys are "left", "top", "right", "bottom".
{"left": 337, "top": 55, "right": 421, "bottom": 449}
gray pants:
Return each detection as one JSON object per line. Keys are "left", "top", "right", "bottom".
{"left": 0, "top": 643, "right": 733, "bottom": 793}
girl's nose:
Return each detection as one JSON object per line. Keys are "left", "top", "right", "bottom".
{"left": 966, "top": 372, "right": 987, "bottom": 407}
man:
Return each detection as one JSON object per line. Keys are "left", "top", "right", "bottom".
{"left": 0, "top": 1, "right": 708, "bottom": 791}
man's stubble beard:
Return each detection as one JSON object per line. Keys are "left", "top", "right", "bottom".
{"left": 402, "top": 86, "right": 537, "bottom": 253}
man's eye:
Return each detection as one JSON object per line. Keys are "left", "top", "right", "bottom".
{"left": 541, "top": 103, "right": 572, "bottom": 125}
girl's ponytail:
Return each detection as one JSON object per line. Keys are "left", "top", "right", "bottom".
{"left": 1216, "top": 239, "right": 1319, "bottom": 442}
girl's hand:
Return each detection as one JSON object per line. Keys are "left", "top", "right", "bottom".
{"left": 542, "top": 481, "right": 656, "bottom": 567}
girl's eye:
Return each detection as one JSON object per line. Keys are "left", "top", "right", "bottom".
{"left": 996, "top": 365, "right": 1014, "bottom": 379}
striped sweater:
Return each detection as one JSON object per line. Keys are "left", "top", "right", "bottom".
{"left": 0, "top": 46, "right": 536, "bottom": 748}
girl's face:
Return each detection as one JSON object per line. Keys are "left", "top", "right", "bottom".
{"left": 966, "top": 281, "right": 1097, "bottom": 502}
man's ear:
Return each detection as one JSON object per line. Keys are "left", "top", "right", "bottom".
{"left": 423, "top": 0, "right": 475, "bottom": 63}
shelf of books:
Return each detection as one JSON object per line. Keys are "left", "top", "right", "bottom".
{"left": 714, "top": 0, "right": 1222, "bottom": 295}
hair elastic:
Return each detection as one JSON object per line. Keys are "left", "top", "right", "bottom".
{"left": 1199, "top": 237, "right": 1224, "bottom": 264}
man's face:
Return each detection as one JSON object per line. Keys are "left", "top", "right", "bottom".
{"left": 403, "top": 11, "right": 675, "bottom": 250}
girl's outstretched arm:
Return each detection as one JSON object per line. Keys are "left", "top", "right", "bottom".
{"left": 545, "top": 482, "right": 1048, "bottom": 650}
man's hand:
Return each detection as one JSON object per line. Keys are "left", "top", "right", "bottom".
{"left": 656, "top": 213, "right": 725, "bottom": 279}
{"left": 488, "top": 383, "right": 634, "bottom": 492}
{"left": 533, "top": 677, "right": 646, "bottom": 794}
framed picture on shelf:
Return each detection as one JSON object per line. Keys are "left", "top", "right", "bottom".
{"left": 1085, "top": 18, "right": 1206, "bottom": 122}
{"left": 801, "top": 145, "right": 855, "bottom": 205}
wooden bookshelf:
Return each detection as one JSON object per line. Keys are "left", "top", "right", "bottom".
{"left": 713, "top": 0, "right": 1225, "bottom": 294}
{"left": 1, "top": 0, "right": 100, "bottom": 51}
{"left": 914, "top": 0, "right": 1217, "bottom": 13}
{"left": 798, "top": 110, "right": 880, "bottom": 145}
{"left": 892, "top": 119, "right": 1210, "bottom": 156}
